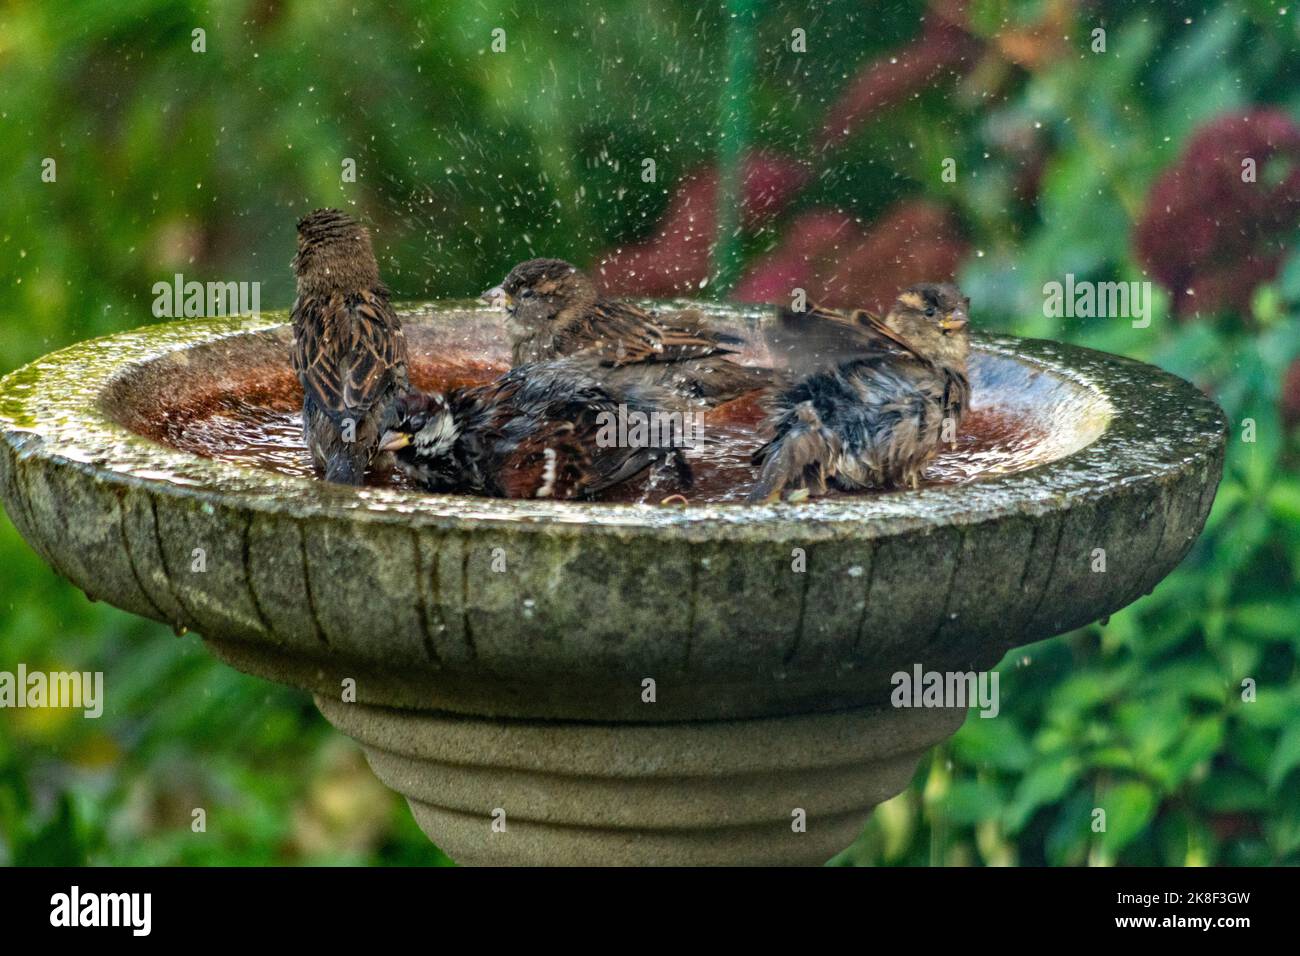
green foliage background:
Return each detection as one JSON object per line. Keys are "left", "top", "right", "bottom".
{"left": 0, "top": 0, "right": 1297, "bottom": 865}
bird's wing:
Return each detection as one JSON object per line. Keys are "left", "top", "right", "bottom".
{"left": 292, "top": 294, "right": 347, "bottom": 416}
{"left": 558, "top": 300, "right": 738, "bottom": 367}
{"left": 293, "top": 290, "right": 407, "bottom": 423}
{"left": 492, "top": 419, "right": 586, "bottom": 499}
{"left": 766, "top": 304, "right": 931, "bottom": 379}
{"left": 849, "top": 307, "right": 931, "bottom": 363}
{"left": 483, "top": 375, "right": 667, "bottom": 499}
{"left": 342, "top": 289, "right": 408, "bottom": 412}
{"left": 493, "top": 411, "right": 640, "bottom": 499}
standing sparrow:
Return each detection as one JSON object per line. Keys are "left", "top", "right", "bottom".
{"left": 291, "top": 208, "right": 408, "bottom": 484}
{"left": 748, "top": 283, "right": 971, "bottom": 502}
{"left": 378, "top": 360, "right": 693, "bottom": 499}
{"left": 483, "top": 258, "right": 770, "bottom": 404}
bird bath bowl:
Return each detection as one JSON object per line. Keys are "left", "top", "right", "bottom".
{"left": 0, "top": 303, "right": 1226, "bottom": 865}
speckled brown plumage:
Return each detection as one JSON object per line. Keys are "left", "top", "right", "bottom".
{"left": 484, "top": 258, "right": 771, "bottom": 404}
{"left": 379, "top": 360, "right": 692, "bottom": 500}
{"left": 749, "top": 284, "right": 972, "bottom": 502}
{"left": 290, "top": 208, "right": 408, "bottom": 484}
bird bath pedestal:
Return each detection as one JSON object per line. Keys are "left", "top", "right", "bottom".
{"left": 0, "top": 304, "right": 1225, "bottom": 865}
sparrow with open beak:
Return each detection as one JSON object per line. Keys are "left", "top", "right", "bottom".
{"left": 483, "top": 258, "right": 771, "bottom": 405}
{"left": 291, "top": 208, "right": 408, "bottom": 484}
{"left": 379, "top": 360, "right": 693, "bottom": 500}
{"left": 748, "top": 283, "right": 971, "bottom": 502}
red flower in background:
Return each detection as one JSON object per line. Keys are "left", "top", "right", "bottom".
{"left": 1283, "top": 359, "right": 1300, "bottom": 430}
{"left": 818, "top": 17, "right": 980, "bottom": 151}
{"left": 595, "top": 152, "right": 808, "bottom": 296}
{"left": 735, "top": 201, "right": 967, "bottom": 313}
{"left": 593, "top": 149, "right": 968, "bottom": 310}
{"left": 596, "top": 0, "right": 1093, "bottom": 308}
{"left": 1135, "top": 109, "right": 1300, "bottom": 317}
{"left": 594, "top": 4, "right": 985, "bottom": 305}
{"left": 729, "top": 211, "right": 862, "bottom": 303}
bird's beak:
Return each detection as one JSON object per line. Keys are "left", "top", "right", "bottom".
{"left": 379, "top": 430, "right": 410, "bottom": 453}
{"left": 939, "top": 311, "right": 969, "bottom": 333}
{"left": 482, "top": 285, "right": 512, "bottom": 310}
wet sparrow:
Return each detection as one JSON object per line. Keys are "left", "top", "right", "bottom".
{"left": 291, "top": 208, "right": 408, "bottom": 484}
{"left": 748, "top": 283, "right": 971, "bottom": 502}
{"left": 484, "top": 258, "right": 770, "bottom": 405}
{"left": 379, "top": 360, "right": 693, "bottom": 499}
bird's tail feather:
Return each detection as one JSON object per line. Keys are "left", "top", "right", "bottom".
{"left": 324, "top": 449, "right": 366, "bottom": 485}
{"left": 747, "top": 402, "right": 840, "bottom": 503}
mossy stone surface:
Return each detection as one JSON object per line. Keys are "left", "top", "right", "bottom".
{"left": 0, "top": 304, "right": 1226, "bottom": 721}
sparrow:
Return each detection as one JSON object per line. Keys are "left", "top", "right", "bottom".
{"left": 378, "top": 360, "right": 693, "bottom": 500}
{"left": 290, "top": 208, "right": 409, "bottom": 484}
{"left": 747, "top": 283, "right": 971, "bottom": 503}
{"left": 482, "top": 258, "right": 771, "bottom": 405}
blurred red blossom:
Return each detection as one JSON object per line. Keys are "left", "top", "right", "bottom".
{"left": 819, "top": 18, "right": 980, "bottom": 151}
{"left": 595, "top": 151, "right": 808, "bottom": 296}
{"left": 735, "top": 201, "right": 968, "bottom": 313}
{"left": 818, "top": 0, "right": 1077, "bottom": 151}
{"left": 731, "top": 210, "right": 862, "bottom": 303}
{"left": 1283, "top": 359, "right": 1300, "bottom": 429}
{"left": 1134, "top": 109, "right": 1300, "bottom": 317}
{"left": 593, "top": 0, "right": 1068, "bottom": 307}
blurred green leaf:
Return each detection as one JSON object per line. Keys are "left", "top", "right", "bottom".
{"left": 1005, "top": 755, "right": 1081, "bottom": 833}
{"left": 1099, "top": 781, "right": 1158, "bottom": 856}
{"left": 1267, "top": 723, "right": 1300, "bottom": 793}
{"left": 950, "top": 715, "right": 1034, "bottom": 771}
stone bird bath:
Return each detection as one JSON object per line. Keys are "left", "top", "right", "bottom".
{"left": 0, "top": 304, "right": 1225, "bottom": 865}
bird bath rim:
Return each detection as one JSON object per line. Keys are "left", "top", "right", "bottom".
{"left": 0, "top": 301, "right": 1225, "bottom": 722}
{"left": 0, "top": 301, "right": 1215, "bottom": 543}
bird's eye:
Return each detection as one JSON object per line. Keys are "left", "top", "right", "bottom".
{"left": 924, "top": 307, "right": 936, "bottom": 318}
{"left": 520, "top": 288, "right": 535, "bottom": 300}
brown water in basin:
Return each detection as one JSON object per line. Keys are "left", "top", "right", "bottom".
{"left": 145, "top": 354, "right": 1059, "bottom": 504}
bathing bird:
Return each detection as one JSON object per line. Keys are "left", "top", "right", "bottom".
{"left": 378, "top": 360, "right": 693, "bottom": 500}
{"left": 482, "top": 258, "right": 771, "bottom": 405}
{"left": 748, "top": 283, "right": 971, "bottom": 502}
{"left": 290, "top": 208, "right": 408, "bottom": 484}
